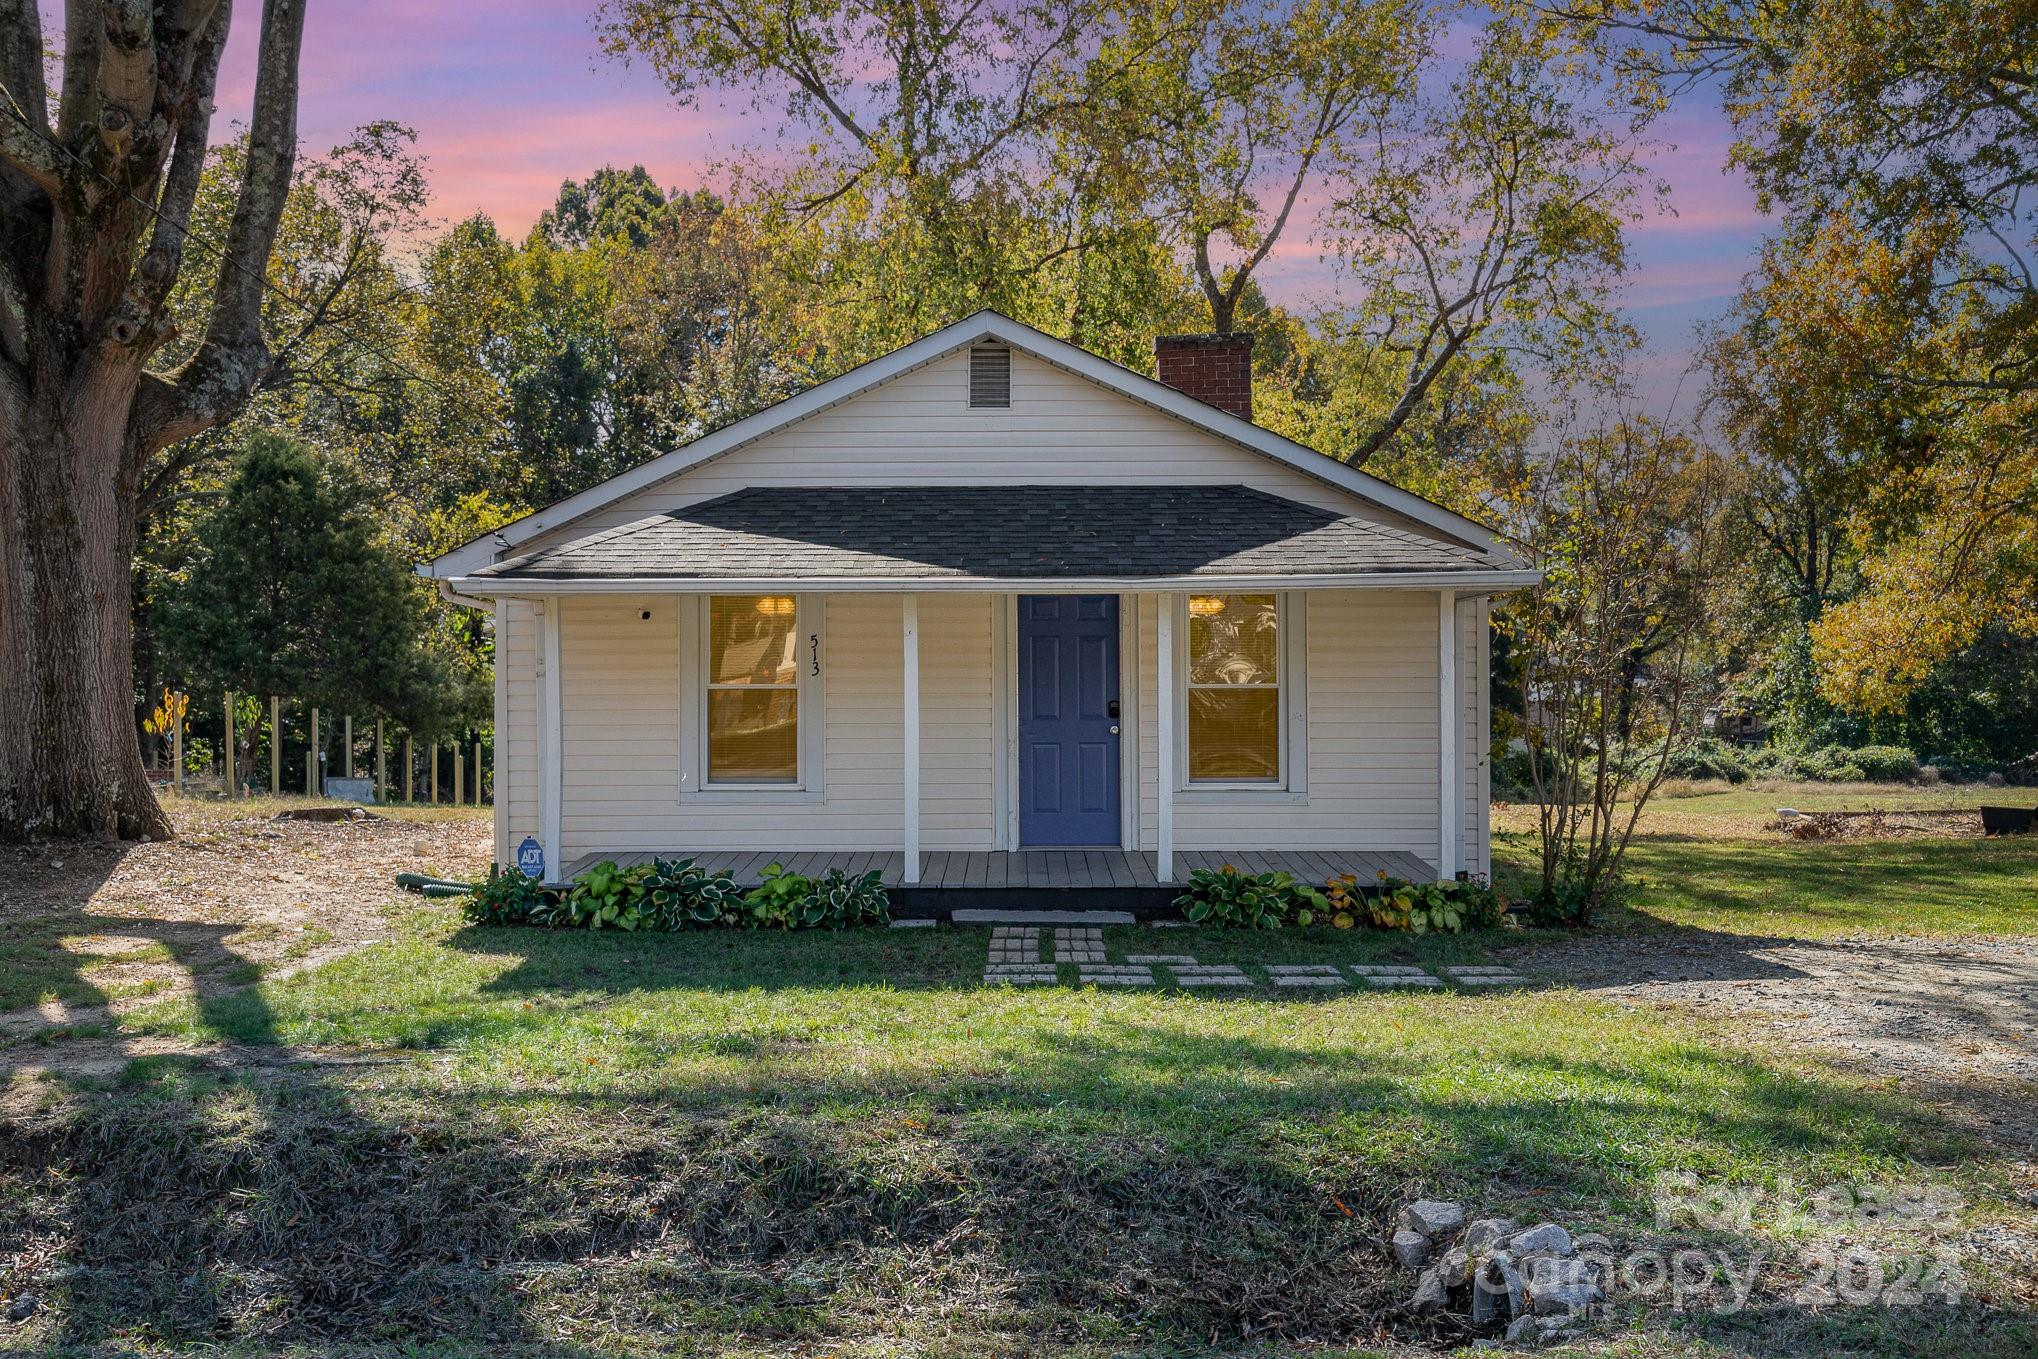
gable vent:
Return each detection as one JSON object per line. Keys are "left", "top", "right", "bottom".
{"left": 969, "top": 346, "right": 1011, "bottom": 408}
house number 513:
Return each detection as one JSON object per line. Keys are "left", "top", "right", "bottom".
{"left": 809, "top": 633, "right": 820, "bottom": 676}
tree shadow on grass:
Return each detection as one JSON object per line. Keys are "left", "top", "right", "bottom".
{"left": 0, "top": 916, "right": 567, "bottom": 1350}
{"left": 4, "top": 948, "right": 2030, "bottom": 1354}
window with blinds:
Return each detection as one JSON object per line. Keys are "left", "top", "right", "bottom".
{"left": 1186, "top": 593, "right": 1280, "bottom": 782}
{"left": 706, "top": 595, "right": 799, "bottom": 783}
{"left": 969, "top": 346, "right": 1011, "bottom": 407}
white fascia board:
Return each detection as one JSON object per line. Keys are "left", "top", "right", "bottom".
{"left": 447, "top": 570, "right": 1543, "bottom": 596}
{"left": 422, "top": 310, "right": 1520, "bottom": 579}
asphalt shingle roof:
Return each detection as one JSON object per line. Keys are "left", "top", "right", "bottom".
{"left": 471, "top": 485, "right": 1505, "bottom": 582}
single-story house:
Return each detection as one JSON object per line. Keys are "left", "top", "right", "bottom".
{"left": 422, "top": 312, "right": 1537, "bottom": 905}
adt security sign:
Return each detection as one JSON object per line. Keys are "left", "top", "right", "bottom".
{"left": 516, "top": 836, "right": 545, "bottom": 881}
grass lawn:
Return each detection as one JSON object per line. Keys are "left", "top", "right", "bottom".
{"left": 1493, "top": 780, "right": 2038, "bottom": 937}
{"left": 2, "top": 902, "right": 2026, "bottom": 1356}
{"left": 3, "top": 782, "right": 2033, "bottom": 1356}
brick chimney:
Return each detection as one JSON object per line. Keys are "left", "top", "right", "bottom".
{"left": 1154, "top": 332, "right": 1254, "bottom": 421}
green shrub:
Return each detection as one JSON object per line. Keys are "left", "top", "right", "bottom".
{"left": 808, "top": 866, "right": 890, "bottom": 927}
{"left": 742, "top": 862, "right": 818, "bottom": 929}
{"left": 555, "top": 860, "right": 655, "bottom": 930}
{"left": 1849, "top": 745, "right": 1920, "bottom": 781}
{"left": 642, "top": 856, "right": 746, "bottom": 928}
{"left": 1368, "top": 877, "right": 1506, "bottom": 934}
{"left": 1174, "top": 865, "right": 1327, "bottom": 927}
{"left": 461, "top": 866, "right": 548, "bottom": 926}
{"left": 1663, "top": 738, "right": 1752, "bottom": 784}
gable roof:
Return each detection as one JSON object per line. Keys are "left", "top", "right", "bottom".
{"left": 422, "top": 310, "right": 1523, "bottom": 581}
{"left": 461, "top": 484, "right": 1527, "bottom": 592}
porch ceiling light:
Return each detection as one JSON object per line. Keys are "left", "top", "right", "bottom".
{"left": 755, "top": 595, "right": 796, "bottom": 617}
{"left": 1188, "top": 595, "right": 1226, "bottom": 616}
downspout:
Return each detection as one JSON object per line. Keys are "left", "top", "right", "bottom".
{"left": 433, "top": 575, "right": 494, "bottom": 612}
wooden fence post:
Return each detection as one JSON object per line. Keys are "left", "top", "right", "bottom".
{"left": 474, "top": 741, "right": 483, "bottom": 807}
{"left": 452, "top": 741, "right": 463, "bottom": 805}
{"left": 344, "top": 715, "right": 354, "bottom": 779}
{"left": 171, "top": 701, "right": 183, "bottom": 791}
{"left": 223, "top": 693, "right": 235, "bottom": 795}
{"left": 376, "top": 718, "right": 386, "bottom": 800}
{"left": 309, "top": 706, "right": 321, "bottom": 797}
{"left": 404, "top": 734, "right": 414, "bottom": 803}
{"left": 270, "top": 696, "right": 281, "bottom": 794}
{"left": 429, "top": 742, "right": 439, "bottom": 803}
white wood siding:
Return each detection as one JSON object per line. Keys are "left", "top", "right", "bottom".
{"left": 1133, "top": 590, "right": 1459, "bottom": 867}
{"left": 513, "top": 348, "right": 1449, "bottom": 556}
{"left": 547, "top": 593, "right": 999, "bottom": 859}
{"left": 497, "top": 598, "right": 541, "bottom": 862}
{"left": 513, "top": 587, "right": 1490, "bottom": 871}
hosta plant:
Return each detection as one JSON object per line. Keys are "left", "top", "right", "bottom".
{"left": 642, "top": 856, "right": 745, "bottom": 928}
{"left": 558, "top": 860, "right": 654, "bottom": 930}
{"left": 1174, "top": 865, "right": 1324, "bottom": 928}
{"left": 810, "top": 866, "right": 890, "bottom": 927}
{"left": 1368, "top": 876, "right": 1507, "bottom": 934}
{"left": 742, "top": 862, "right": 817, "bottom": 929}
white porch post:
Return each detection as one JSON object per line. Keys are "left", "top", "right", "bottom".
{"left": 1156, "top": 592, "right": 1176, "bottom": 884}
{"left": 902, "top": 593, "right": 921, "bottom": 885}
{"left": 541, "top": 597, "right": 563, "bottom": 881}
{"left": 1437, "top": 589, "right": 1459, "bottom": 882}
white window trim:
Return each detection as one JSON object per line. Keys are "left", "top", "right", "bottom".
{"left": 677, "top": 593, "right": 826, "bottom": 804}
{"left": 1170, "top": 590, "right": 1308, "bottom": 798}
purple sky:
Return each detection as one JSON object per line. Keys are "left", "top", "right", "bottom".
{"left": 199, "top": 1, "right": 1766, "bottom": 412}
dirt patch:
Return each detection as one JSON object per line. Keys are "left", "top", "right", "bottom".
{"left": 1514, "top": 930, "right": 2038, "bottom": 1159}
{"left": 0, "top": 801, "right": 489, "bottom": 1049}
{"left": 1769, "top": 808, "right": 1985, "bottom": 840}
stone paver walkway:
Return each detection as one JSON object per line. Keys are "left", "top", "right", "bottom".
{"left": 975, "top": 926, "right": 1531, "bottom": 992}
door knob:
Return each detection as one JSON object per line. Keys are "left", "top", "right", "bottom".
{"left": 1109, "top": 724, "right": 1120, "bottom": 734}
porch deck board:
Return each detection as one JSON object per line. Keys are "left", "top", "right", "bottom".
{"left": 556, "top": 847, "right": 1436, "bottom": 890}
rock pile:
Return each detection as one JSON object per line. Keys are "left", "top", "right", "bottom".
{"left": 1394, "top": 1199, "right": 1603, "bottom": 1346}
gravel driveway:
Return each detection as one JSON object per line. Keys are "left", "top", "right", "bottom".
{"left": 1517, "top": 929, "right": 2038, "bottom": 1157}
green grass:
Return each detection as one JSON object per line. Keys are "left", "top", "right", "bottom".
{"left": 1493, "top": 779, "right": 2038, "bottom": 937}
{"left": 8, "top": 785, "right": 2035, "bottom": 1354}
{"left": 5, "top": 904, "right": 2013, "bottom": 1356}
{"left": 0, "top": 914, "right": 106, "bottom": 1011}
{"left": 1618, "top": 835, "right": 2038, "bottom": 937}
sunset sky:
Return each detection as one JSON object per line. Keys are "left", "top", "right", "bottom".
{"left": 199, "top": 1, "right": 1767, "bottom": 412}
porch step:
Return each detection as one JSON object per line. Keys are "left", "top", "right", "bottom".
{"left": 949, "top": 908, "right": 1137, "bottom": 926}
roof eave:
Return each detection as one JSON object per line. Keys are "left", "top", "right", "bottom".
{"left": 447, "top": 569, "right": 1544, "bottom": 596}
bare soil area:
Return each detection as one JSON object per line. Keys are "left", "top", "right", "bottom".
{"left": 0, "top": 796, "right": 489, "bottom": 1051}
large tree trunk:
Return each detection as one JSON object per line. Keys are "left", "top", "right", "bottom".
{"left": 0, "top": 0, "right": 307, "bottom": 842}
{"left": 0, "top": 347, "right": 169, "bottom": 840}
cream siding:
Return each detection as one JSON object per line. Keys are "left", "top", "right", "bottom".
{"left": 517, "top": 586, "right": 1490, "bottom": 873}
{"left": 496, "top": 598, "right": 542, "bottom": 863}
{"left": 546, "top": 593, "right": 1002, "bottom": 859}
{"left": 513, "top": 348, "right": 1451, "bottom": 557}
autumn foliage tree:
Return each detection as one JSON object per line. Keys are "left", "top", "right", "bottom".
{"left": 1551, "top": 0, "right": 2038, "bottom": 719}
{"left": 0, "top": 0, "right": 309, "bottom": 840}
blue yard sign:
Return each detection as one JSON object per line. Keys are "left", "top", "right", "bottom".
{"left": 516, "top": 835, "right": 545, "bottom": 880}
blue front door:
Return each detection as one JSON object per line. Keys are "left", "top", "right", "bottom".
{"left": 1019, "top": 595, "right": 1121, "bottom": 846}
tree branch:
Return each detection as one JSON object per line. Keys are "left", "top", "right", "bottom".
{"left": 0, "top": 0, "right": 45, "bottom": 136}
{"left": 133, "top": 0, "right": 229, "bottom": 326}
{"left": 56, "top": 0, "right": 104, "bottom": 142}
{"left": 142, "top": 0, "right": 305, "bottom": 454}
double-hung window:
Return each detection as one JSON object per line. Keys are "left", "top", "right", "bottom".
{"left": 705, "top": 594, "right": 801, "bottom": 784}
{"left": 1185, "top": 593, "right": 1282, "bottom": 784}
